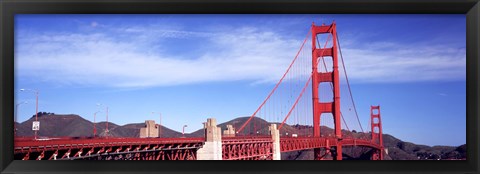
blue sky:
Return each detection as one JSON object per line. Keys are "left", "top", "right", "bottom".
{"left": 14, "top": 14, "right": 466, "bottom": 146}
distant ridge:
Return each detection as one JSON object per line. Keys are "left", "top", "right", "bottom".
{"left": 15, "top": 114, "right": 182, "bottom": 138}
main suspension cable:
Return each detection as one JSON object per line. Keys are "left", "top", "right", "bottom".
{"left": 336, "top": 32, "right": 365, "bottom": 134}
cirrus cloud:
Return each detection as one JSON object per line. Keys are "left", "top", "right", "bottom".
{"left": 15, "top": 23, "right": 466, "bottom": 88}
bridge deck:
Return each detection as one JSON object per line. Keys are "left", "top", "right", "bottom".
{"left": 14, "top": 136, "right": 379, "bottom": 160}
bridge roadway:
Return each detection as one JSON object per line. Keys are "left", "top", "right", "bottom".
{"left": 14, "top": 136, "right": 381, "bottom": 160}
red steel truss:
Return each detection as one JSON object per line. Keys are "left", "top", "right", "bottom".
{"left": 15, "top": 137, "right": 203, "bottom": 160}
{"left": 14, "top": 136, "right": 383, "bottom": 160}
{"left": 223, "top": 137, "right": 273, "bottom": 160}
{"left": 280, "top": 137, "right": 381, "bottom": 153}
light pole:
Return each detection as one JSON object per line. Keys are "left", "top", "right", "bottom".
{"left": 96, "top": 103, "right": 109, "bottom": 138}
{"left": 15, "top": 101, "right": 28, "bottom": 136}
{"left": 20, "top": 89, "right": 39, "bottom": 140}
{"left": 152, "top": 112, "right": 162, "bottom": 138}
{"left": 106, "top": 106, "right": 109, "bottom": 138}
{"left": 182, "top": 125, "right": 188, "bottom": 137}
{"left": 93, "top": 110, "right": 101, "bottom": 137}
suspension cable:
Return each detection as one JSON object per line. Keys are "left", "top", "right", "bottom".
{"left": 278, "top": 30, "right": 331, "bottom": 130}
{"left": 336, "top": 32, "right": 365, "bottom": 133}
{"left": 315, "top": 35, "right": 352, "bottom": 135}
{"left": 278, "top": 74, "right": 312, "bottom": 129}
{"left": 236, "top": 30, "right": 312, "bottom": 133}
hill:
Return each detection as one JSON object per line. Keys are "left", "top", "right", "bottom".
{"left": 16, "top": 114, "right": 182, "bottom": 138}
{"left": 16, "top": 114, "right": 95, "bottom": 137}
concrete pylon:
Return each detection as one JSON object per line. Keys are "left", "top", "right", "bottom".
{"left": 139, "top": 120, "right": 159, "bottom": 138}
{"left": 197, "top": 118, "right": 222, "bottom": 160}
{"left": 223, "top": 125, "right": 235, "bottom": 137}
{"left": 270, "top": 124, "right": 281, "bottom": 160}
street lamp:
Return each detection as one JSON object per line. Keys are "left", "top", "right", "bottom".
{"left": 182, "top": 125, "right": 188, "bottom": 137}
{"left": 152, "top": 112, "right": 162, "bottom": 138}
{"left": 96, "top": 103, "right": 109, "bottom": 138}
{"left": 93, "top": 110, "right": 101, "bottom": 137}
{"left": 20, "top": 88, "right": 39, "bottom": 140}
{"left": 15, "top": 101, "right": 28, "bottom": 136}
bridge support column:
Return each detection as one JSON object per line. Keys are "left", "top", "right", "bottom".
{"left": 270, "top": 124, "right": 281, "bottom": 160}
{"left": 223, "top": 125, "right": 236, "bottom": 137}
{"left": 312, "top": 22, "right": 342, "bottom": 160}
{"left": 140, "top": 120, "right": 159, "bottom": 138}
{"left": 370, "top": 106, "right": 384, "bottom": 160}
{"left": 197, "top": 118, "right": 222, "bottom": 160}
{"left": 331, "top": 145, "right": 342, "bottom": 160}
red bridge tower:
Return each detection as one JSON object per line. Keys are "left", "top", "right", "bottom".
{"left": 311, "top": 22, "right": 342, "bottom": 160}
{"left": 371, "top": 105, "right": 384, "bottom": 160}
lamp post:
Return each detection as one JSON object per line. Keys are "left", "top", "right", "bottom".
{"left": 20, "top": 89, "right": 39, "bottom": 140}
{"left": 182, "top": 125, "right": 188, "bottom": 137}
{"left": 152, "top": 112, "right": 162, "bottom": 138}
{"left": 96, "top": 103, "right": 108, "bottom": 138}
{"left": 93, "top": 111, "right": 101, "bottom": 137}
{"left": 106, "top": 106, "right": 109, "bottom": 138}
{"left": 15, "top": 101, "right": 28, "bottom": 136}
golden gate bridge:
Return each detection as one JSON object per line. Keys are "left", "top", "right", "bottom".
{"left": 14, "top": 22, "right": 385, "bottom": 160}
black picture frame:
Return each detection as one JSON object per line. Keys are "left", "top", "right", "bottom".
{"left": 1, "top": 0, "right": 479, "bottom": 174}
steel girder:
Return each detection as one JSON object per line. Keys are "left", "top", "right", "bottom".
{"left": 15, "top": 136, "right": 383, "bottom": 160}
{"left": 222, "top": 138, "right": 273, "bottom": 160}
{"left": 14, "top": 137, "right": 203, "bottom": 160}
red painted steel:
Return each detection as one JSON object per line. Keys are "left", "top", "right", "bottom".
{"left": 15, "top": 137, "right": 203, "bottom": 160}
{"left": 370, "top": 105, "right": 384, "bottom": 160}
{"left": 222, "top": 138, "right": 273, "bottom": 160}
{"left": 223, "top": 136, "right": 272, "bottom": 144}
{"left": 312, "top": 22, "right": 342, "bottom": 160}
{"left": 14, "top": 136, "right": 383, "bottom": 160}
{"left": 280, "top": 137, "right": 380, "bottom": 153}
{"left": 281, "top": 137, "right": 334, "bottom": 152}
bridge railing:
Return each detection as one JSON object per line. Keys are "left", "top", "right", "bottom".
{"left": 15, "top": 137, "right": 204, "bottom": 153}
{"left": 280, "top": 137, "right": 337, "bottom": 152}
{"left": 279, "top": 137, "right": 380, "bottom": 153}
{"left": 222, "top": 138, "right": 273, "bottom": 160}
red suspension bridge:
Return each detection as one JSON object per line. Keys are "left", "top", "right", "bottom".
{"left": 14, "top": 22, "right": 385, "bottom": 160}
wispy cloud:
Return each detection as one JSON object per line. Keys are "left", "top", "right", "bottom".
{"left": 15, "top": 25, "right": 299, "bottom": 88}
{"left": 15, "top": 22, "right": 465, "bottom": 89}
{"left": 90, "top": 21, "right": 98, "bottom": 27}
{"left": 116, "top": 27, "right": 216, "bottom": 39}
{"left": 339, "top": 38, "right": 465, "bottom": 83}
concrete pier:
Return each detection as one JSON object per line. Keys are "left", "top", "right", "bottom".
{"left": 139, "top": 120, "right": 159, "bottom": 138}
{"left": 270, "top": 124, "right": 281, "bottom": 160}
{"left": 197, "top": 118, "right": 222, "bottom": 160}
{"left": 223, "top": 125, "right": 236, "bottom": 137}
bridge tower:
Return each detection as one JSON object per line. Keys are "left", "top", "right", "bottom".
{"left": 370, "top": 105, "right": 384, "bottom": 160}
{"left": 311, "top": 22, "right": 342, "bottom": 160}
